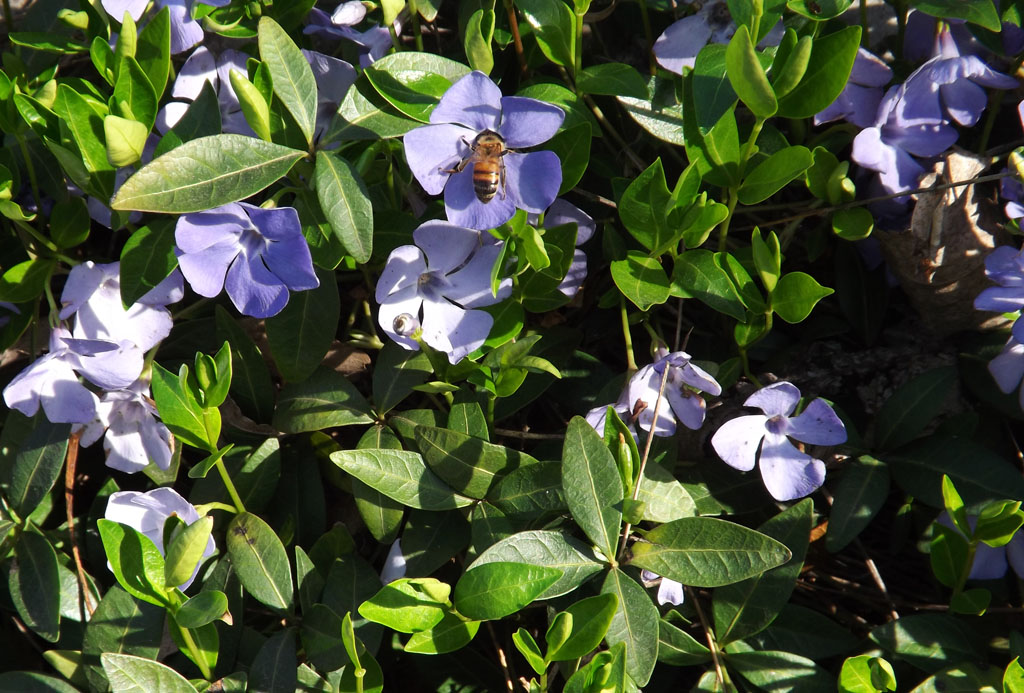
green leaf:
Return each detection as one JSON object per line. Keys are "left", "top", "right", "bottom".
{"left": 154, "top": 82, "right": 222, "bottom": 156}
{"left": 671, "top": 250, "right": 748, "bottom": 321}
{"left": 513, "top": 628, "right": 547, "bottom": 675}
{"left": 870, "top": 613, "right": 982, "bottom": 673}
{"left": 454, "top": 562, "right": 561, "bottom": 621}
{"left": 950, "top": 587, "right": 991, "bottom": 616}
{"left": 325, "top": 75, "right": 419, "bottom": 142}
{"left": 659, "top": 617, "right": 712, "bottom": 666}
{"left": 912, "top": 0, "right": 1000, "bottom": 30}
{"left": 404, "top": 612, "right": 481, "bottom": 654}
{"left": 402, "top": 508, "right": 472, "bottom": 576}
{"left": 119, "top": 219, "right": 178, "bottom": 307}
{"left": 788, "top": 0, "right": 855, "bottom": 20}
{"left": 635, "top": 461, "right": 698, "bottom": 523}
{"left": 713, "top": 499, "right": 812, "bottom": 644}
{"left": 0, "top": 258, "right": 53, "bottom": 303}
{"left": 176, "top": 590, "right": 229, "bottom": 629}
{"left": 82, "top": 586, "right": 162, "bottom": 691}
{"left": 929, "top": 523, "right": 968, "bottom": 588}
{"left": 464, "top": 8, "right": 495, "bottom": 74}
{"left": 265, "top": 267, "right": 340, "bottom": 382}
{"left": 103, "top": 114, "right": 148, "bottom": 167}
{"left": 229, "top": 69, "right": 272, "bottom": 141}
{"left": 826, "top": 455, "right": 891, "bottom": 552}
{"left": 164, "top": 515, "right": 213, "bottom": 588}
{"left": 249, "top": 629, "right": 297, "bottom": 693}
{"left": 9, "top": 526, "right": 60, "bottom": 642}
{"left": 214, "top": 306, "right": 275, "bottom": 423}
{"left": 101, "top": 653, "right": 196, "bottom": 693}
{"left": 728, "top": 647, "right": 834, "bottom": 692}
{"left": 776, "top": 26, "right": 861, "bottom": 118}
{"left": 96, "top": 520, "right": 169, "bottom": 607}
{"left": 226, "top": 512, "right": 294, "bottom": 610}
{"left": 9, "top": 32, "right": 89, "bottom": 54}
{"left": 54, "top": 85, "right": 114, "bottom": 177}
{"left": 833, "top": 206, "right": 874, "bottom": 241}
{"left": 562, "top": 416, "right": 623, "bottom": 559}
{"left": 738, "top": 146, "right": 813, "bottom": 204}
{"left": 888, "top": 435, "right": 1024, "bottom": 508}
{"left": 416, "top": 426, "right": 537, "bottom": 499}
{"left": 1004, "top": 657, "right": 1024, "bottom": 693}
{"left": 330, "top": 449, "right": 475, "bottom": 510}
{"left": 359, "top": 578, "right": 450, "bottom": 633}
{"left": 691, "top": 44, "right": 736, "bottom": 131}
{"left": 151, "top": 363, "right": 211, "bottom": 450}
{"left": 616, "top": 75, "right": 687, "bottom": 146}
{"left": 0, "top": 671, "right": 80, "bottom": 692}
{"left": 364, "top": 57, "right": 457, "bottom": 123}
{"left": 546, "top": 121, "right": 591, "bottom": 195}
{"left": 771, "top": 271, "right": 833, "bottom": 323}
{"left": 548, "top": 593, "right": 618, "bottom": 661}
{"left": 516, "top": 0, "right": 575, "bottom": 67}
{"left": 273, "top": 366, "right": 373, "bottom": 433}
{"left": 136, "top": 7, "right": 171, "bottom": 98}
{"left": 601, "top": 568, "right": 659, "bottom": 687}
{"left": 577, "top": 63, "right": 648, "bottom": 99}
{"left": 314, "top": 151, "right": 373, "bottom": 262}
{"left": 725, "top": 25, "right": 777, "bottom": 117}
{"left": 9, "top": 418, "right": 68, "bottom": 517}
{"left": 111, "top": 135, "right": 304, "bottom": 212}
{"left": 611, "top": 251, "right": 671, "bottom": 311}
{"left": 258, "top": 16, "right": 318, "bottom": 145}
{"left": 113, "top": 57, "right": 157, "bottom": 129}
{"left": 873, "top": 367, "right": 957, "bottom": 451}
{"left": 470, "top": 530, "right": 604, "bottom": 599}
{"left": 618, "top": 157, "right": 673, "bottom": 252}
{"left": 628, "top": 517, "right": 791, "bottom": 587}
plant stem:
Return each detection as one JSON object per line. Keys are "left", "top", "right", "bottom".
{"left": 215, "top": 457, "right": 246, "bottom": 514}
{"left": 406, "top": 0, "right": 424, "bottom": 51}
{"left": 64, "top": 431, "right": 97, "bottom": 618}
{"left": 953, "top": 540, "right": 980, "bottom": 597}
{"left": 573, "top": 7, "right": 584, "bottom": 86}
{"left": 176, "top": 620, "right": 212, "bottom": 680}
{"left": 504, "top": 0, "right": 528, "bottom": 77}
{"left": 688, "top": 587, "right": 737, "bottom": 692}
{"left": 859, "top": 0, "right": 869, "bottom": 45}
{"left": 717, "top": 189, "right": 739, "bottom": 252}
{"left": 2, "top": 0, "right": 15, "bottom": 32}
{"left": 636, "top": 0, "right": 656, "bottom": 75}
{"left": 619, "top": 298, "right": 637, "bottom": 374}
{"left": 16, "top": 134, "right": 40, "bottom": 211}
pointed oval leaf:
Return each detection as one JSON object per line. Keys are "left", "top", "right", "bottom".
{"left": 101, "top": 653, "right": 195, "bottom": 693}
{"left": 314, "top": 151, "right": 373, "bottom": 262}
{"left": 258, "top": 16, "right": 318, "bottom": 144}
{"left": 226, "top": 512, "right": 293, "bottom": 610}
{"left": 725, "top": 25, "right": 777, "bottom": 118}
{"left": 330, "top": 449, "right": 475, "bottom": 510}
{"left": 454, "top": 562, "right": 562, "bottom": 621}
{"left": 562, "top": 416, "right": 623, "bottom": 558}
{"left": 600, "top": 568, "right": 658, "bottom": 686}
{"left": 470, "top": 530, "right": 604, "bottom": 600}
{"left": 9, "top": 526, "right": 61, "bottom": 642}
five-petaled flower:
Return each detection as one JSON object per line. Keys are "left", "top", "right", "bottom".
{"left": 642, "top": 570, "right": 685, "bottom": 606}
{"left": 711, "top": 382, "right": 846, "bottom": 501}
{"left": 304, "top": 1, "right": 395, "bottom": 67}
{"left": 404, "top": 71, "right": 565, "bottom": 231}
{"left": 74, "top": 378, "right": 174, "bottom": 474}
{"left": 105, "top": 488, "right": 216, "bottom": 590}
{"left": 175, "top": 202, "right": 319, "bottom": 319}
{"left": 101, "top": 0, "right": 232, "bottom": 54}
{"left": 653, "top": 0, "right": 783, "bottom": 74}
{"left": 375, "top": 220, "right": 512, "bottom": 364}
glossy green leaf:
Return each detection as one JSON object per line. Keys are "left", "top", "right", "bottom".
{"left": 96, "top": 520, "right": 169, "bottom": 607}
{"left": 671, "top": 250, "right": 748, "bottom": 321}
{"left": 264, "top": 267, "right": 339, "bottom": 382}
{"left": 628, "top": 517, "right": 791, "bottom": 587}
{"left": 404, "top": 612, "right": 481, "bottom": 654}
{"left": 874, "top": 366, "right": 957, "bottom": 451}
{"left": 826, "top": 455, "right": 891, "bottom": 552}
{"left": 738, "top": 146, "right": 813, "bottom": 204}
{"left": 772, "top": 271, "right": 833, "bottom": 323}
{"left": 464, "top": 8, "right": 495, "bottom": 74}
{"left": 119, "top": 219, "right": 178, "bottom": 307}
{"left": 600, "top": 568, "right": 658, "bottom": 687}
{"left": 258, "top": 16, "right": 318, "bottom": 144}
{"left": 226, "top": 512, "right": 293, "bottom": 610}
{"left": 330, "top": 449, "right": 475, "bottom": 510}
{"left": 248, "top": 629, "right": 297, "bottom": 693}
{"left": 416, "top": 425, "right": 537, "bottom": 499}
{"left": 659, "top": 617, "right": 712, "bottom": 666}
{"left": 214, "top": 306, "right": 275, "bottom": 423}
{"left": 833, "top": 206, "right": 874, "bottom": 241}
{"left": 372, "top": 343, "right": 432, "bottom": 415}
{"left": 151, "top": 363, "right": 211, "bottom": 450}
{"left": 364, "top": 56, "right": 457, "bottom": 123}
{"left": 0, "top": 671, "right": 80, "bottom": 692}
{"left": 314, "top": 151, "right": 373, "bottom": 262}
{"left": 611, "top": 251, "right": 671, "bottom": 311}
{"left": 562, "top": 416, "right": 623, "bottom": 559}
{"left": 548, "top": 593, "right": 618, "bottom": 661}
{"left": 776, "top": 26, "right": 861, "bottom": 118}
{"left": 870, "top": 613, "right": 982, "bottom": 673}
{"left": 101, "top": 653, "right": 195, "bottom": 693}
{"left": 273, "top": 366, "right": 374, "bottom": 433}
{"left": 487, "top": 462, "right": 567, "bottom": 517}
{"left": 725, "top": 25, "right": 776, "bottom": 117}
{"left": 136, "top": 7, "right": 171, "bottom": 98}
{"left": 912, "top": 0, "right": 1000, "bottom": 30}
{"left": 636, "top": 461, "right": 698, "bottom": 523}
{"left": 164, "top": 516, "right": 213, "bottom": 588}
{"left": 230, "top": 69, "right": 272, "bottom": 141}
{"left": 616, "top": 75, "right": 687, "bottom": 146}
{"left": 577, "top": 63, "right": 648, "bottom": 99}
{"left": 692, "top": 44, "right": 736, "bottom": 132}
{"left": 516, "top": 0, "right": 575, "bottom": 67}
{"left": 325, "top": 75, "right": 419, "bottom": 142}
{"left": 728, "top": 647, "right": 834, "bottom": 692}
{"left": 54, "top": 85, "right": 113, "bottom": 176}
{"left": 788, "top": 0, "right": 854, "bottom": 19}
{"left": 176, "top": 590, "right": 229, "bottom": 629}
{"left": 111, "top": 135, "right": 304, "bottom": 212}
{"left": 402, "top": 508, "right": 471, "bottom": 576}
{"left": 454, "top": 562, "right": 561, "bottom": 621}
{"left": 513, "top": 628, "right": 546, "bottom": 675}
{"left": 359, "top": 578, "right": 451, "bottom": 632}
{"left": 618, "top": 157, "right": 673, "bottom": 252}
{"left": 113, "top": 57, "right": 157, "bottom": 129}
{"left": 470, "top": 530, "right": 603, "bottom": 599}
{"left": 9, "top": 418, "right": 68, "bottom": 517}
{"left": 9, "top": 526, "right": 60, "bottom": 642}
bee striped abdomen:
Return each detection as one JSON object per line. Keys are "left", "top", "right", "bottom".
{"left": 469, "top": 130, "right": 507, "bottom": 204}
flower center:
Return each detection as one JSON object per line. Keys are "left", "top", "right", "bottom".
{"left": 417, "top": 270, "right": 450, "bottom": 301}
{"left": 707, "top": 1, "right": 733, "bottom": 31}
{"left": 765, "top": 414, "right": 789, "bottom": 435}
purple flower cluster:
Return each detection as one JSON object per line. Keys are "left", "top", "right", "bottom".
{"left": 304, "top": 1, "right": 395, "bottom": 67}
{"left": 3, "top": 262, "right": 180, "bottom": 473}
{"left": 975, "top": 246, "right": 1024, "bottom": 407}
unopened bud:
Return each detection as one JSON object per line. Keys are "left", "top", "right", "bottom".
{"left": 393, "top": 313, "right": 420, "bottom": 337}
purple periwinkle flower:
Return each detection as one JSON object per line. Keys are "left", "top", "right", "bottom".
{"left": 3, "top": 328, "right": 143, "bottom": 424}
{"left": 381, "top": 539, "right": 407, "bottom": 584}
{"left": 375, "top": 220, "right": 512, "bottom": 364}
{"left": 902, "top": 25, "right": 1018, "bottom": 128}
{"left": 301, "top": 49, "right": 357, "bottom": 141}
{"left": 975, "top": 246, "right": 1024, "bottom": 327}
{"left": 533, "top": 198, "right": 595, "bottom": 298}
{"left": 815, "top": 48, "right": 892, "bottom": 129}
{"left": 937, "top": 513, "right": 1024, "bottom": 581}
{"left": 304, "top": 2, "right": 395, "bottom": 68}
{"left": 1002, "top": 172, "right": 1024, "bottom": 221}
{"left": 641, "top": 570, "right": 685, "bottom": 606}
{"left": 105, "top": 488, "right": 216, "bottom": 590}
{"left": 156, "top": 46, "right": 252, "bottom": 136}
{"left": 586, "top": 350, "right": 721, "bottom": 438}
{"left": 60, "top": 261, "right": 183, "bottom": 352}
{"left": 74, "top": 379, "right": 173, "bottom": 474}
{"left": 711, "top": 382, "right": 846, "bottom": 501}
{"left": 403, "top": 71, "right": 565, "bottom": 231}
{"left": 987, "top": 336, "right": 1024, "bottom": 410}
{"left": 100, "top": 0, "right": 231, "bottom": 54}
{"left": 175, "top": 202, "right": 319, "bottom": 319}
{"left": 653, "top": 0, "right": 784, "bottom": 74}
{"left": 851, "top": 83, "right": 958, "bottom": 195}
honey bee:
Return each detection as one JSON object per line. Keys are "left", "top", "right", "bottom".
{"left": 443, "top": 129, "right": 509, "bottom": 203}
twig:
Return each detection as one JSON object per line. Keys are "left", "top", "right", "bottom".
{"left": 486, "top": 622, "right": 515, "bottom": 692}
{"left": 854, "top": 538, "right": 899, "bottom": 621}
{"left": 493, "top": 428, "right": 565, "bottom": 440}
{"left": 687, "top": 587, "right": 735, "bottom": 692}
{"left": 64, "top": 431, "right": 97, "bottom": 618}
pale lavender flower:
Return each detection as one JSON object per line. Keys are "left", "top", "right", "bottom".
{"left": 975, "top": 246, "right": 1024, "bottom": 324}
{"left": 380, "top": 539, "right": 407, "bottom": 583}
{"left": 0, "top": 302, "right": 19, "bottom": 329}
{"left": 156, "top": 46, "right": 252, "bottom": 136}
{"left": 74, "top": 379, "right": 173, "bottom": 474}
{"left": 375, "top": 220, "right": 512, "bottom": 364}
{"left": 3, "top": 328, "right": 143, "bottom": 423}
{"left": 642, "top": 569, "right": 685, "bottom": 606}
{"left": 403, "top": 71, "right": 564, "bottom": 231}
{"left": 937, "top": 513, "right": 1024, "bottom": 580}
{"left": 711, "top": 382, "right": 846, "bottom": 501}
{"left": 105, "top": 488, "right": 216, "bottom": 590}
{"left": 536, "top": 199, "right": 595, "bottom": 298}
{"left": 815, "top": 48, "right": 892, "bottom": 129}
{"left": 175, "top": 202, "right": 318, "bottom": 319}
{"left": 1002, "top": 173, "right": 1024, "bottom": 221}
{"left": 902, "top": 25, "right": 1018, "bottom": 127}
{"left": 987, "top": 336, "right": 1024, "bottom": 410}
{"left": 301, "top": 49, "right": 357, "bottom": 140}
{"left": 100, "top": 0, "right": 231, "bottom": 54}
{"left": 59, "top": 261, "right": 183, "bottom": 352}
{"left": 304, "top": 1, "right": 395, "bottom": 67}
{"left": 653, "top": 0, "right": 784, "bottom": 74}
{"left": 851, "top": 83, "right": 958, "bottom": 195}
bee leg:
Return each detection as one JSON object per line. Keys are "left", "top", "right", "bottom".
{"left": 499, "top": 157, "right": 507, "bottom": 200}
{"left": 439, "top": 138, "right": 475, "bottom": 174}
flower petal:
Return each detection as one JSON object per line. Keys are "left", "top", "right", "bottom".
{"left": 711, "top": 414, "right": 767, "bottom": 472}
{"left": 101, "top": 0, "right": 147, "bottom": 22}
{"left": 377, "top": 283, "right": 423, "bottom": 351}
{"left": 166, "top": 0, "right": 205, "bottom": 54}
{"left": 421, "top": 298, "right": 492, "bottom": 364}
{"left": 225, "top": 251, "right": 290, "bottom": 318}
{"left": 657, "top": 578, "right": 686, "bottom": 606}
{"left": 758, "top": 435, "right": 826, "bottom": 501}
{"left": 546, "top": 198, "right": 596, "bottom": 244}
{"left": 445, "top": 241, "right": 512, "bottom": 308}
{"left": 404, "top": 123, "right": 476, "bottom": 196}
{"left": 429, "top": 71, "right": 503, "bottom": 131}
{"left": 498, "top": 96, "right": 564, "bottom": 148}
{"left": 787, "top": 398, "right": 846, "bottom": 446}
{"left": 989, "top": 338, "right": 1024, "bottom": 394}
{"left": 77, "top": 342, "right": 144, "bottom": 390}
{"left": 505, "top": 151, "right": 562, "bottom": 214}
{"left": 653, "top": 15, "right": 711, "bottom": 75}
{"left": 744, "top": 381, "right": 800, "bottom": 416}
{"left": 172, "top": 47, "right": 217, "bottom": 102}
{"left": 376, "top": 245, "right": 427, "bottom": 302}
{"left": 939, "top": 79, "right": 987, "bottom": 126}
{"left": 380, "top": 539, "right": 407, "bottom": 583}
{"left": 444, "top": 165, "right": 517, "bottom": 230}
{"left": 413, "top": 221, "right": 481, "bottom": 275}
